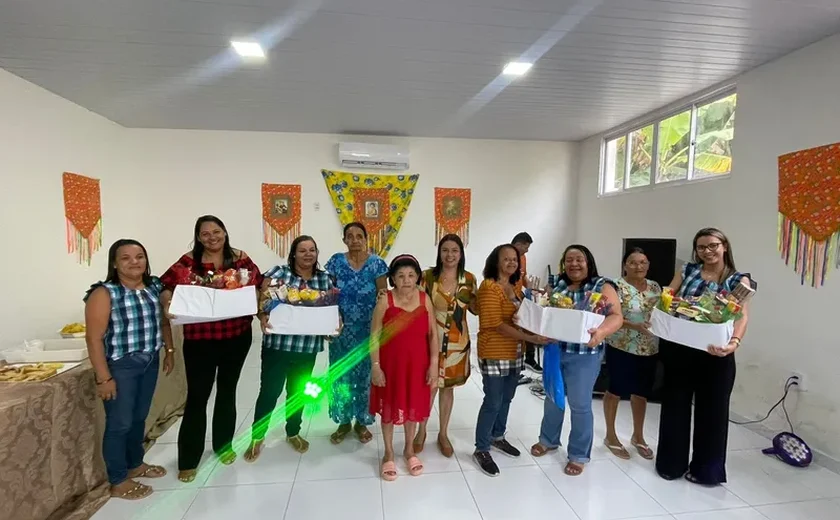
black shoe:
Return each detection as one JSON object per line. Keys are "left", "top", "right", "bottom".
{"left": 473, "top": 451, "right": 500, "bottom": 477}
{"left": 525, "top": 359, "right": 543, "bottom": 373}
{"left": 492, "top": 438, "right": 521, "bottom": 458}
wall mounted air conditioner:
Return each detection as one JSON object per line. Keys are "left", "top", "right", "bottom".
{"left": 338, "top": 142, "right": 410, "bottom": 171}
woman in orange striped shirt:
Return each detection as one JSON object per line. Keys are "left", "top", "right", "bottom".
{"left": 472, "top": 244, "right": 548, "bottom": 477}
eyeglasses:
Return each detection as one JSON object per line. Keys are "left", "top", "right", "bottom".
{"left": 627, "top": 261, "right": 649, "bottom": 268}
{"left": 695, "top": 243, "right": 722, "bottom": 253}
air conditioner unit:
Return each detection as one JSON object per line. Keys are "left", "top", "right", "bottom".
{"left": 338, "top": 142, "right": 410, "bottom": 171}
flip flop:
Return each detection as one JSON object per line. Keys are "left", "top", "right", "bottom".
{"left": 564, "top": 462, "right": 584, "bottom": 476}
{"left": 381, "top": 460, "right": 398, "bottom": 481}
{"left": 604, "top": 439, "right": 631, "bottom": 460}
{"left": 330, "top": 425, "right": 352, "bottom": 445}
{"left": 111, "top": 482, "right": 153, "bottom": 500}
{"left": 530, "top": 443, "right": 558, "bottom": 457}
{"left": 131, "top": 464, "right": 167, "bottom": 478}
{"left": 177, "top": 470, "right": 197, "bottom": 483}
{"left": 354, "top": 424, "right": 373, "bottom": 444}
{"left": 244, "top": 440, "right": 264, "bottom": 463}
{"left": 218, "top": 451, "right": 237, "bottom": 465}
{"left": 405, "top": 455, "right": 424, "bottom": 476}
{"left": 631, "top": 440, "right": 654, "bottom": 460}
{"left": 287, "top": 435, "right": 310, "bottom": 454}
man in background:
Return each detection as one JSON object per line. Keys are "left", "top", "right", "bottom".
{"left": 512, "top": 232, "right": 542, "bottom": 373}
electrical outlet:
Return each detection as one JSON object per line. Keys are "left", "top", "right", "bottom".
{"left": 789, "top": 371, "right": 806, "bottom": 392}
{"left": 314, "top": 202, "right": 320, "bottom": 211}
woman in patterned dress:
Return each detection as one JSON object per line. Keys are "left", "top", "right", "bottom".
{"left": 413, "top": 234, "right": 477, "bottom": 457}
{"left": 324, "top": 222, "right": 388, "bottom": 444}
{"left": 603, "top": 247, "right": 661, "bottom": 461}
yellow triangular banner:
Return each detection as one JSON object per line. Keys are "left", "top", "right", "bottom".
{"left": 322, "top": 169, "right": 419, "bottom": 257}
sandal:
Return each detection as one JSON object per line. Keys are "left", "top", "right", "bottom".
{"left": 354, "top": 423, "right": 373, "bottom": 444}
{"left": 218, "top": 451, "right": 237, "bottom": 465}
{"left": 381, "top": 460, "right": 398, "bottom": 481}
{"left": 604, "top": 439, "right": 631, "bottom": 460}
{"left": 413, "top": 429, "right": 427, "bottom": 454}
{"left": 244, "top": 440, "right": 264, "bottom": 463}
{"left": 130, "top": 464, "right": 167, "bottom": 479}
{"left": 177, "top": 470, "right": 197, "bottom": 483}
{"left": 437, "top": 434, "right": 454, "bottom": 458}
{"left": 405, "top": 455, "right": 424, "bottom": 476}
{"left": 287, "top": 435, "right": 310, "bottom": 454}
{"left": 110, "top": 481, "right": 153, "bottom": 500}
{"left": 330, "top": 424, "right": 352, "bottom": 445}
{"left": 564, "top": 462, "right": 584, "bottom": 476}
{"left": 631, "top": 439, "right": 654, "bottom": 460}
{"left": 530, "top": 443, "right": 558, "bottom": 458}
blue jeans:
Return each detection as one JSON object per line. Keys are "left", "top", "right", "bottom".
{"left": 538, "top": 350, "right": 603, "bottom": 463}
{"left": 102, "top": 351, "right": 159, "bottom": 485}
{"left": 475, "top": 371, "right": 520, "bottom": 452}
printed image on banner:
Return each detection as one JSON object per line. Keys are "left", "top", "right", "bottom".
{"left": 62, "top": 172, "right": 102, "bottom": 265}
{"left": 321, "top": 170, "right": 418, "bottom": 256}
{"left": 262, "top": 183, "right": 302, "bottom": 257}
{"left": 777, "top": 141, "right": 840, "bottom": 287}
{"left": 434, "top": 187, "right": 471, "bottom": 246}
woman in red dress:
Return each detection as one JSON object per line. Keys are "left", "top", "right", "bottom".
{"left": 370, "top": 255, "right": 439, "bottom": 481}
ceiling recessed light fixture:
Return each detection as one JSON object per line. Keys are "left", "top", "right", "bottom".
{"left": 231, "top": 40, "right": 266, "bottom": 58}
{"left": 503, "top": 61, "right": 533, "bottom": 76}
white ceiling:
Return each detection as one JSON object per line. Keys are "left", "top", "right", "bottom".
{"left": 2, "top": 0, "right": 839, "bottom": 141}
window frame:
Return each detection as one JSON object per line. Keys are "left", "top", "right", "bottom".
{"left": 599, "top": 86, "right": 736, "bottom": 197}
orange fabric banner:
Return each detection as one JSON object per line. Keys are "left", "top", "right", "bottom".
{"left": 434, "top": 187, "right": 471, "bottom": 246}
{"left": 62, "top": 172, "right": 102, "bottom": 265}
{"left": 778, "top": 142, "right": 840, "bottom": 287}
{"left": 261, "top": 183, "right": 302, "bottom": 257}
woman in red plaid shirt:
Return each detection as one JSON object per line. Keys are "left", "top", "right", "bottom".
{"left": 160, "top": 215, "right": 262, "bottom": 483}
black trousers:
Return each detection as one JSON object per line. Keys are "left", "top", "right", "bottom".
{"left": 252, "top": 348, "right": 317, "bottom": 440}
{"left": 656, "top": 340, "right": 736, "bottom": 484}
{"left": 178, "top": 329, "right": 251, "bottom": 470}
{"left": 524, "top": 342, "right": 537, "bottom": 363}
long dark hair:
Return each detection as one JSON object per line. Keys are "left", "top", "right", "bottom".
{"left": 432, "top": 234, "right": 466, "bottom": 278}
{"left": 483, "top": 244, "right": 521, "bottom": 285}
{"left": 559, "top": 244, "right": 600, "bottom": 285}
{"left": 191, "top": 215, "right": 235, "bottom": 274}
{"left": 692, "top": 227, "right": 736, "bottom": 282}
{"left": 288, "top": 235, "right": 323, "bottom": 277}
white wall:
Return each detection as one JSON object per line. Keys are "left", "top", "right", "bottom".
{"left": 575, "top": 34, "right": 840, "bottom": 460}
{"left": 0, "top": 68, "right": 579, "bottom": 350}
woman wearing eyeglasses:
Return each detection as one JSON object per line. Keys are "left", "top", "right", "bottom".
{"left": 656, "top": 228, "right": 753, "bottom": 486}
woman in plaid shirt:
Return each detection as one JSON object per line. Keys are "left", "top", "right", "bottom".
{"left": 244, "top": 235, "right": 337, "bottom": 460}
{"left": 160, "top": 216, "right": 262, "bottom": 483}
{"left": 85, "top": 239, "right": 174, "bottom": 500}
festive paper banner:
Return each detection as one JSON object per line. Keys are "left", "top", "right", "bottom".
{"left": 434, "top": 187, "right": 471, "bottom": 246}
{"left": 262, "top": 183, "right": 302, "bottom": 257}
{"left": 778, "top": 141, "right": 840, "bottom": 287}
{"left": 321, "top": 170, "right": 418, "bottom": 256}
{"left": 62, "top": 172, "right": 102, "bottom": 265}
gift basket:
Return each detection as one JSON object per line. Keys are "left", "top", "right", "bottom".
{"left": 517, "top": 289, "right": 611, "bottom": 344}
{"left": 262, "top": 279, "right": 341, "bottom": 336}
{"left": 168, "top": 265, "right": 257, "bottom": 325}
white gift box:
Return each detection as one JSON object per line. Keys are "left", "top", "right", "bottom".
{"left": 268, "top": 304, "right": 340, "bottom": 336}
{"left": 516, "top": 298, "right": 605, "bottom": 344}
{"left": 648, "top": 307, "right": 733, "bottom": 351}
{"left": 169, "top": 285, "right": 257, "bottom": 325}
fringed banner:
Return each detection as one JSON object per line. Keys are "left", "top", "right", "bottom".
{"left": 62, "top": 172, "right": 102, "bottom": 265}
{"left": 321, "top": 170, "right": 418, "bottom": 257}
{"left": 261, "top": 183, "right": 302, "bottom": 257}
{"left": 434, "top": 187, "right": 471, "bottom": 246}
{"left": 778, "top": 142, "right": 840, "bottom": 287}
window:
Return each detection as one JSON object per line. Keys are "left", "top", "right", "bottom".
{"left": 601, "top": 91, "right": 736, "bottom": 195}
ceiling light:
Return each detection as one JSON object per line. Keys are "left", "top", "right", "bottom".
{"left": 503, "top": 61, "right": 533, "bottom": 76}
{"left": 231, "top": 41, "right": 265, "bottom": 58}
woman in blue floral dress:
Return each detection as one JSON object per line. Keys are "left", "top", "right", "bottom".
{"left": 325, "top": 222, "right": 388, "bottom": 444}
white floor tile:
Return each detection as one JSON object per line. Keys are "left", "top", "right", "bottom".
{"left": 544, "top": 460, "right": 667, "bottom": 520}
{"left": 183, "top": 483, "right": 293, "bottom": 519}
{"left": 616, "top": 455, "right": 748, "bottom": 514}
{"left": 379, "top": 430, "right": 463, "bottom": 474}
{"left": 204, "top": 439, "right": 302, "bottom": 487}
{"left": 724, "top": 450, "right": 840, "bottom": 505}
{"left": 91, "top": 489, "right": 198, "bottom": 520}
{"left": 451, "top": 428, "right": 538, "bottom": 471}
{"left": 464, "top": 465, "right": 578, "bottom": 519}
{"left": 673, "top": 508, "right": 768, "bottom": 520}
{"left": 381, "top": 472, "right": 482, "bottom": 520}
{"left": 284, "top": 477, "right": 383, "bottom": 520}
{"left": 295, "top": 434, "right": 381, "bottom": 481}
{"left": 727, "top": 425, "right": 773, "bottom": 452}
{"left": 756, "top": 498, "right": 840, "bottom": 519}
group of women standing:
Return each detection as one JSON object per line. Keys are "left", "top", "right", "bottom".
{"left": 85, "top": 215, "right": 752, "bottom": 499}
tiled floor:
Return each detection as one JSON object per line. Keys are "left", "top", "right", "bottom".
{"left": 93, "top": 347, "right": 840, "bottom": 520}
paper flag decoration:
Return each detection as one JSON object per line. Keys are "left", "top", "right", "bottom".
{"left": 321, "top": 170, "right": 419, "bottom": 257}
{"left": 778, "top": 141, "right": 840, "bottom": 287}
{"left": 434, "top": 187, "right": 471, "bottom": 246}
{"left": 62, "top": 172, "right": 102, "bottom": 265}
{"left": 262, "top": 183, "right": 302, "bottom": 257}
